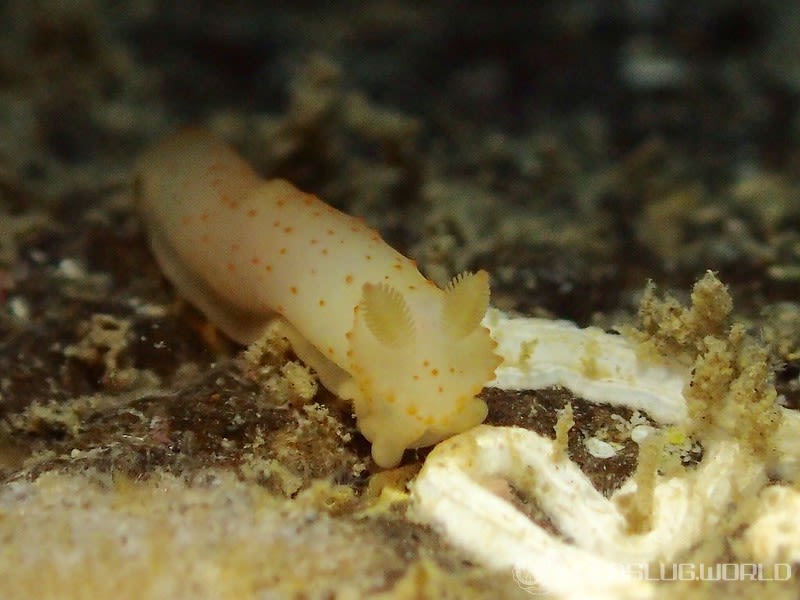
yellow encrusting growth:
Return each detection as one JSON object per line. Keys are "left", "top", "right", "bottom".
{"left": 134, "top": 128, "right": 501, "bottom": 467}
{"left": 630, "top": 271, "right": 781, "bottom": 458}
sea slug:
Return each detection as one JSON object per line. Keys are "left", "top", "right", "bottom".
{"left": 133, "top": 128, "right": 501, "bottom": 467}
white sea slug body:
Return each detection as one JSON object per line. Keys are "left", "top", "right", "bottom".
{"left": 133, "top": 128, "right": 501, "bottom": 467}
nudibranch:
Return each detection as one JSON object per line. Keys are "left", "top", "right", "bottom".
{"left": 133, "top": 128, "right": 501, "bottom": 467}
